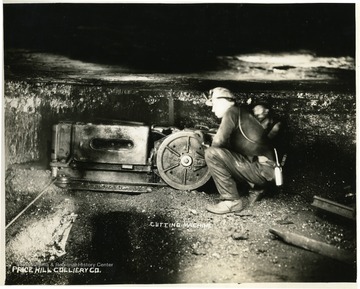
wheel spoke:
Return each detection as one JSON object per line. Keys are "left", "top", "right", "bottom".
{"left": 183, "top": 168, "right": 187, "bottom": 185}
{"left": 185, "top": 136, "right": 191, "bottom": 153}
{"left": 165, "top": 145, "right": 181, "bottom": 157}
{"left": 195, "top": 151, "right": 204, "bottom": 158}
{"left": 193, "top": 165, "right": 207, "bottom": 172}
{"left": 164, "top": 163, "right": 180, "bottom": 172}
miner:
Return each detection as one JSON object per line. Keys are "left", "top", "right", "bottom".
{"left": 253, "top": 104, "right": 282, "bottom": 140}
{"left": 204, "top": 87, "right": 278, "bottom": 214}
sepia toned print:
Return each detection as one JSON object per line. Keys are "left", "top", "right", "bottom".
{"left": 3, "top": 2, "right": 356, "bottom": 286}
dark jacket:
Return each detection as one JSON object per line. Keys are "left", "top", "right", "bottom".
{"left": 212, "top": 105, "right": 275, "bottom": 161}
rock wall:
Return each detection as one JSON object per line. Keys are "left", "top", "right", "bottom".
{"left": 4, "top": 80, "right": 356, "bottom": 168}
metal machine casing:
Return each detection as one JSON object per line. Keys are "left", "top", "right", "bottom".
{"left": 52, "top": 122, "right": 72, "bottom": 162}
{"left": 51, "top": 121, "right": 213, "bottom": 192}
{"left": 72, "top": 123, "right": 150, "bottom": 165}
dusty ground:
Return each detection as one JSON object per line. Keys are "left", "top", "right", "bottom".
{"left": 4, "top": 157, "right": 357, "bottom": 285}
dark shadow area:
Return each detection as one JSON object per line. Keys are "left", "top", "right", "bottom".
{"left": 313, "top": 209, "right": 356, "bottom": 230}
{"left": 254, "top": 245, "right": 356, "bottom": 282}
{"left": 283, "top": 140, "right": 356, "bottom": 205}
{"left": 3, "top": 3, "right": 355, "bottom": 72}
{"left": 298, "top": 249, "right": 356, "bottom": 282}
{"left": 314, "top": 260, "right": 356, "bottom": 282}
{"left": 197, "top": 177, "right": 218, "bottom": 196}
{"left": 71, "top": 211, "right": 181, "bottom": 284}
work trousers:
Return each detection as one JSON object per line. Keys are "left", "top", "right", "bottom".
{"left": 204, "top": 147, "right": 275, "bottom": 200}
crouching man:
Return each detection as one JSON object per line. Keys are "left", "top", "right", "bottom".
{"left": 204, "top": 87, "right": 277, "bottom": 214}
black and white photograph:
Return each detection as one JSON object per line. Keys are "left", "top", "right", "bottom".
{"left": 2, "top": 1, "right": 357, "bottom": 286}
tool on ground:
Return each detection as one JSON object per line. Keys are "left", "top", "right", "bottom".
{"left": 269, "top": 227, "right": 355, "bottom": 264}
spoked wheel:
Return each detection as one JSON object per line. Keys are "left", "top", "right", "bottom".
{"left": 156, "top": 131, "right": 211, "bottom": 190}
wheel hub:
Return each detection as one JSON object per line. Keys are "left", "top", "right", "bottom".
{"left": 180, "top": 155, "right": 193, "bottom": 167}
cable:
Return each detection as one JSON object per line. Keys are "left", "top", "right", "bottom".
{"left": 5, "top": 179, "right": 56, "bottom": 230}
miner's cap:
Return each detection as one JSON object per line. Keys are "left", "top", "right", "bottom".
{"left": 205, "top": 87, "right": 236, "bottom": 106}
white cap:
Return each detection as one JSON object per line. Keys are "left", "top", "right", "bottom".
{"left": 205, "top": 87, "right": 236, "bottom": 106}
